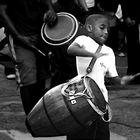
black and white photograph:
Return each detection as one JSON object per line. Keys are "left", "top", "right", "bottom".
{"left": 0, "top": 0, "right": 140, "bottom": 140}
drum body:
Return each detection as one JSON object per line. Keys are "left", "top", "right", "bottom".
{"left": 26, "top": 76, "right": 107, "bottom": 137}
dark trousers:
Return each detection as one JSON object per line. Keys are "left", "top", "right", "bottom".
{"left": 20, "top": 80, "right": 46, "bottom": 115}
{"left": 67, "top": 118, "right": 110, "bottom": 140}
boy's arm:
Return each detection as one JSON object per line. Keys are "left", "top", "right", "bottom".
{"left": 108, "top": 73, "right": 140, "bottom": 86}
{"left": 0, "top": 5, "right": 20, "bottom": 38}
{"left": 67, "top": 42, "right": 107, "bottom": 58}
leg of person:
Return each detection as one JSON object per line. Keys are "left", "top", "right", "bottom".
{"left": 14, "top": 43, "right": 49, "bottom": 115}
{"left": 67, "top": 122, "right": 97, "bottom": 140}
{"left": 67, "top": 118, "right": 109, "bottom": 140}
{"left": 93, "top": 118, "right": 110, "bottom": 140}
{"left": 20, "top": 80, "right": 46, "bottom": 115}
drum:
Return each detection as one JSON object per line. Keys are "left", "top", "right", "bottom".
{"left": 41, "top": 12, "right": 79, "bottom": 46}
{"left": 26, "top": 76, "right": 108, "bottom": 137}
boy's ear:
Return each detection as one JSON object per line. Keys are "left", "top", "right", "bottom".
{"left": 86, "top": 24, "right": 92, "bottom": 32}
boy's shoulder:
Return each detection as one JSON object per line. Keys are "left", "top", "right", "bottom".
{"left": 102, "top": 44, "right": 115, "bottom": 54}
{"left": 75, "top": 35, "right": 94, "bottom": 42}
{"left": 76, "top": 35, "right": 88, "bottom": 39}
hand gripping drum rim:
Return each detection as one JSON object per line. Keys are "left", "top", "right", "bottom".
{"left": 41, "top": 12, "right": 79, "bottom": 46}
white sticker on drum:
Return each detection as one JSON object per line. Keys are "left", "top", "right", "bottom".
{"left": 71, "top": 99, "right": 77, "bottom": 104}
{"left": 69, "top": 96, "right": 77, "bottom": 104}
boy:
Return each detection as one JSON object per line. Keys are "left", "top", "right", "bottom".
{"left": 67, "top": 13, "right": 135, "bottom": 140}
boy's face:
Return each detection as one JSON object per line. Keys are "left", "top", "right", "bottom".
{"left": 89, "top": 17, "right": 109, "bottom": 45}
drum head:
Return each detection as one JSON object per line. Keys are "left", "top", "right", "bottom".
{"left": 85, "top": 77, "right": 107, "bottom": 113}
{"left": 41, "top": 12, "right": 79, "bottom": 46}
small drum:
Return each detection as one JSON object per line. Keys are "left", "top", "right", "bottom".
{"left": 26, "top": 76, "right": 111, "bottom": 137}
{"left": 41, "top": 12, "right": 79, "bottom": 46}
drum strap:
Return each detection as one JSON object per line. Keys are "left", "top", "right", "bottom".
{"left": 86, "top": 45, "right": 102, "bottom": 74}
{"left": 85, "top": 45, "right": 112, "bottom": 122}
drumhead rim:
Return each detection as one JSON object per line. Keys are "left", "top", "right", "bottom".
{"left": 41, "top": 12, "right": 79, "bottom": 46}
{"left": 44, "top": 14, "right": 75, "bottom": 42}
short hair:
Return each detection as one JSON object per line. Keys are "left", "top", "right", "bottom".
{"left": 85, "top": 13, "right": 109, "bottom": 25}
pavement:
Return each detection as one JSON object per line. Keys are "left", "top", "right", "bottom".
{"left": 0, "top": 129, "right": 127, "bottom": 140}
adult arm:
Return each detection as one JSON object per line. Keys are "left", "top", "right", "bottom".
{"left": 0, "top": 5, "right": 20, "bottom": 38}
{"left": 74, "top": 0, "right": 88, "bottom": 12}
{"left": 0, "top": 4, "right": 37, "bottom": 49}
{"left": 40, "top": 0, "right": 57, "bottom": 25}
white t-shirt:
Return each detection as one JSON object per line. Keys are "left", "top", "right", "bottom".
{"left": 70, "top": 35, "right": 118, "bottom": 102}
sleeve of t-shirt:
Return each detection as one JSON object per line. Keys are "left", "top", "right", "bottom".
{"left": 71, "top": 35, "right": 86, "bottom": 46}
{"left": 71, "top": 35, "right": 97, "bottom": 53}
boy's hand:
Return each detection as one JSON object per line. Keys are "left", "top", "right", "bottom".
{"left": 121, "top": 72, "right": 140, "bottom": 85}
{"left": 121, "top": 75, "right": 134, "bottom": 85}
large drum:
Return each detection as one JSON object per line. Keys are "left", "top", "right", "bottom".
{"left": 26, "top": 76, "right": 109, "bottom": 137}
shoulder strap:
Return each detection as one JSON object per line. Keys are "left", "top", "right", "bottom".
{"left": 86, "top": 45, "right": 102, "bottom": 74}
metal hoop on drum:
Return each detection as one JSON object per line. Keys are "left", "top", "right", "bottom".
{"left": 41, "top": 12, "right": 79, "bottom": 46}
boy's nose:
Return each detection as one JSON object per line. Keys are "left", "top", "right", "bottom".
{"left": 104, "top": 28, "right": 108, "bottom": 34}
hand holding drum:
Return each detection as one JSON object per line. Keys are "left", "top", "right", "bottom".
{"left": 41, "top": 12, "right": 79, "bottom": 46}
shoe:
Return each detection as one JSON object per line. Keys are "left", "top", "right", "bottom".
{"left": 118, "top": 52, "right": 126, "bottom": 57}
{"left": 6, "top": 74, "right": 16, "bottom": 80}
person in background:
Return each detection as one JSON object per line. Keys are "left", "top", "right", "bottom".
{"left": 67, "top": 13, "right": 135, "bottom": 140}
{"left": 0, "top": 27, "right": 15, "bottom": 80}
{"left": 121, "top": 0, "right": 140, "bottom": 80}
{"left": 96, "top": 0, "right": 124, "bottom": 54}
{"left": 0, "top": 0, "right": 57, "bottom": 115}
{"left": 55, "top": 0, "right": 102, "bottom": 24}
{"left": 115, "top": 3, "right": 126, "bottom": 57}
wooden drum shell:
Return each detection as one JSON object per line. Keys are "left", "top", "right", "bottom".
{"left": 26, "top": 83, "right": 99, "bottom": 137}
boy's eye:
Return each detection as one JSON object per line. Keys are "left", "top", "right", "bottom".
{"left": 100, "top": 25, "right": 105, "bottom": 30}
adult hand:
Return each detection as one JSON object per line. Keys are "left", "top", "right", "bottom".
{"left": 44, "top": 8, "right": 57, "bottom": 27}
